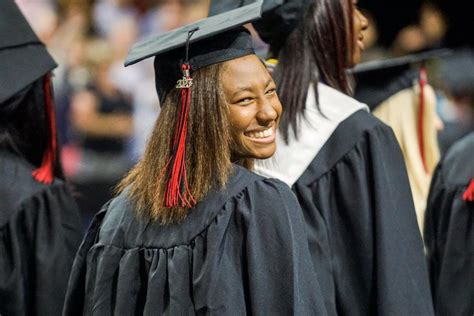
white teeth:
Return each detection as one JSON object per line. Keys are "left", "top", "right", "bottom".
{"left": 247, "top": 128, "right": 273, "bottom": 139}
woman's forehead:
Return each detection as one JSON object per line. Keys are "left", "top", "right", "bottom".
{"left": 221, "top": 55, "right": 272, "bottom": 88}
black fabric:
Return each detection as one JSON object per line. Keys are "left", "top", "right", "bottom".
{"left": 0, "top": 1, "right": 56, "bottom": 104}
{"left": 424, "top": 132, "right": 474, "bottom": 316}
{"left": 63, "top": 165, "right": 328, "bottom": 315}
{"left": 0, "top": 150, "right": 83, "bottom": 316}
{"left": 291, "top": 110, "right": 434, "bottom": 315}
{"left": 0, "top": 81, "right": 33, "bottom": 115}
{"left": 354, "top": 67, "right": 418, "bottom": 110}
{"left": 0, "top": 0, "right": 39, "bottom": 49}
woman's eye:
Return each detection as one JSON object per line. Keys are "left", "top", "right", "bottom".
{"left": 238, "top": 97, "right": 253, "bottom": 104}
{"left": 265, "top": 88, "right": 276, "bottom": 95}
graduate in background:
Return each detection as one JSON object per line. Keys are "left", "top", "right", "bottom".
{"left": 209, "top": 0, "right": 434, "bottom": 315}
{"left": 424, "top": 132, "right": 474, "bottom": 316}
{"left": 0, "top": 1, "right": 83, "bottom": 315}
{"left": 63, "top": 3, "right": 328, "bottom": 314}
{"left": 353, "top": 51, "right": 447, "bottom": 235}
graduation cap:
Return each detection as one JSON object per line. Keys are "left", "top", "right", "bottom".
{"left": 353, "top": 49, "right": 451, "bottom": 172}
{"left": 124, "top": 1, "right": 263, "bottom": 208}
{"left": 0, "top": 0, "right": 57, "bottom": 104}
{"left": 353, "top": 49, "right": 451, "bottom": 110}
{"left": 0, "top": 0, "right": 58, "bottom": 184}
{"left": 208, "top": 0, "right": 312, "bottom": 54}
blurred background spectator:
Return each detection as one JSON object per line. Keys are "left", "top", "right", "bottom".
{"left": 15, "top": 0, "right": 471, "bottom": 227}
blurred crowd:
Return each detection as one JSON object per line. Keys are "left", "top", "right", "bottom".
{"left": 16, "top": 0, "right": 473, "bottom": 225}
{"left": 16, "top": 0, "right": 211, "bottom": 224}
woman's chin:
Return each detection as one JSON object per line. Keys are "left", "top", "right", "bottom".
{"left": 249, "top": 146, "right": 276, "bottom": 160}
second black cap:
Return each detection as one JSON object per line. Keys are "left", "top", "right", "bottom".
{"left": 0, "top": 0, "right": 57, "bottom": 104}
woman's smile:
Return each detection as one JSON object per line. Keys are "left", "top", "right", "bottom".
{"left": 244, "top": 126, "right": 276, "bottom": 143}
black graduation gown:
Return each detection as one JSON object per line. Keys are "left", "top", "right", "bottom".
{"left": 294, "top": 111, "right": 433, "bottom": 315}
{"left": 255, "top": 83, "right": 434, "bottom": 315}
{"left": 62, "top": 165, "right": 327, "bottom": 315}
{"left": 424, "top": 132, "right": 474, "bottom": 316}
{"left": 0, "top": 150, "right": 83, "bottom": 316}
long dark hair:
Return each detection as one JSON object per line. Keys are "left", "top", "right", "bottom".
{"left": 117, "top": 63, "right": 233, "bottom": 224}
{"left": 274, "top": 0, "right": 354, "bottom": 142}
{"left": 0, "top": 75, "right": 65, "bottom": 180}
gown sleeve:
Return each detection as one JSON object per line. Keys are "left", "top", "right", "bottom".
{"left": 62, "top": 205, "right": 108, "bottom": 316}
{"left": 294, "top": 121, "right": 434, "bottom": 315}
{"left": 243, "top": 179, "right": 328, "bottom": 315}
{"left": 424, "top": 164, "right": 474, "bottom": 316}
{"left": 0, "top": 184, "right": 82, "bottom": 316}
{"left": 364, "top": 125, "right": 434, "bottom": 315}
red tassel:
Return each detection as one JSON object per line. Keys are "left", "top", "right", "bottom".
{"left": 32, "top": 73, "right": 57, "bottom": 184}
{"left": 418, "top": 67, "right": 428, "bottom": 174}
{"left": 463, "top": 178, "right": 474, "bottom": 202}
{"left": 162, "top": 64, "right": 196, "bottom": 208}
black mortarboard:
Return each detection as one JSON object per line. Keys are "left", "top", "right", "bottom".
{"left": 0, "top": 0, "right": 57, "bottom": 104}
{"left": 353, "top": 49, "right": 451, "bottom": 110}
{"left": 126, "top": 0, "right": 263, "bottom": 103}
{"left": 124, "top": 1, "right": 263, "bottom": 208}
{"left": 208, "top": 0, "right": 311, "bottom": 54}
{"left": 439, "top": 49, "right": 474, "bottom": 97}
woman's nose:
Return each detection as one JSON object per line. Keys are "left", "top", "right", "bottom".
{"left": 256, "top": 98, "right": 278, "bottom": 125}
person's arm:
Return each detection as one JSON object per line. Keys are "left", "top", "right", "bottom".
{"left": 70, "top": 90, "right": 133, "bottom": 138}
{"left": 362, "top": 124, "right": 434, "bottom": 315}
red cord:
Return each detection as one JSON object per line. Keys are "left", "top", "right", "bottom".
{"left": 32, "top": 73, "right": 57, "bottom": 184}
{"left": 162, "top": 64, "right": 196, "bottom": 208}
{"left": 418, "top": 67, "right": 428, "bottom": 174}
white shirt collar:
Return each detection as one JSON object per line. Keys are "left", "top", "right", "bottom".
{"left": 254, "top": 83, "right": 369, "bottom": 186}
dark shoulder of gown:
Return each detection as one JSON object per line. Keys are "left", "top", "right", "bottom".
{"left": 292, "top": 110, "right": 434, "bottom": 315}
{"left": 0, "top": 150, "right": 83, "bottom": 316}
{"left": 424, "top": 132, "right": 474, "bottom": 316}
{"left": 63, "top": 165, "right": 327, "bottom": 315}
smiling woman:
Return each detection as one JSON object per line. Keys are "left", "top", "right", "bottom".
{"left": 62, "top": 3, "right": 328, "bottom": 314}
{"left": 223, "top": 55, "right": 281, "bottom": 162}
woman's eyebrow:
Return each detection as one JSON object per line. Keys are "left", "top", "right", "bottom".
{"left": 265, "top": 78, "right": 273, "bottom": 88}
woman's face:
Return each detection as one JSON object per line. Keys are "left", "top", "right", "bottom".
{"left": 221, "top": 54, "right": 282, "bottom": 160}
{"left": 350, "top": 0, "right": 369, "bottom": 67}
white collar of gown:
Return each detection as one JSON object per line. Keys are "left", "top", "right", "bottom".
{"left": 254, "top": 82, "right": 369, "bottom": 187}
